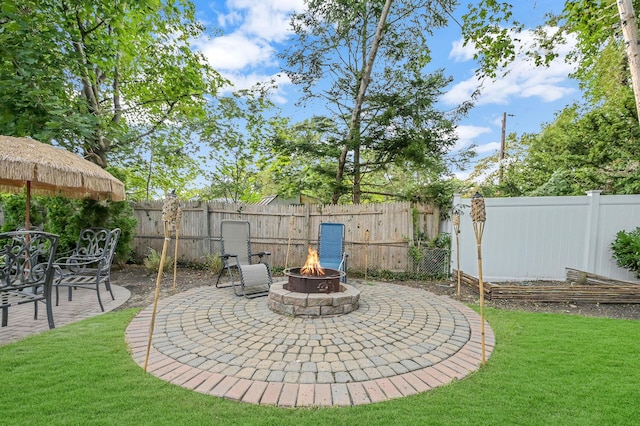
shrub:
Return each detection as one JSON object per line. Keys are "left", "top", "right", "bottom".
{"left": 143, "top": 247, "right": 173, "bottom": 274}
{"left": 0, "top": 195, "right": 137, "bottom": 263}
{"left": 611, "top": 227, "right": 640, "bottom": 278}
{"left": 431, "top": 232, "right": 451, "bottom": 249}
{"left": 203, "top": 253, "right": 222, "bottom": 274}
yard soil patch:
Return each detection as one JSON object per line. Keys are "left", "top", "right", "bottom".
{"left": 111, "top": 265, "right": 640, "bottom": 320}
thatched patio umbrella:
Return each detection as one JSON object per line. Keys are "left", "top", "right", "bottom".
{"left": 0, "top": 135, "right": 126, "bottom": 229}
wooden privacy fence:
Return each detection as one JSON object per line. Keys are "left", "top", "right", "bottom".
{"left": 131, "top": 201, "right": 440, "bottom": 273}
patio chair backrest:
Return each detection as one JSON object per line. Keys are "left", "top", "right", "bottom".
{"left": 318, "top": 222, "right": 345, "bottom": 270}
{"left": 74, "top": 228, "right": 111, "bottom": 258}
{"left": 1, "top": 231, "right": 59, "bottom": 328}
{"left": 220, "top": 220, "right": 252, "bottom": 266}
{"left": 0, "top": 231, "right": 59, "bottom": 292}
{"left": 103, "top": 228, "right": 121, "bottom": 266}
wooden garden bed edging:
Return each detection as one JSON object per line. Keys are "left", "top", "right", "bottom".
{"left": 455, "top": 269, "right": 640, "bottom": 304}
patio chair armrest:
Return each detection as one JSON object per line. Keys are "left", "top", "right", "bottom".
{"left": 251, "top": 251, "right": 271, "bottom": 263}
{"left": 251, "top": 251, "right": 271, "bottom": 258}
{"left": 54, "top": 255, "right": 103, "bottom": 276}
{"left": 54, "top": 248, "right": 75, "bottom": 261}
{"left": 55, "top": 254, "right": 102, "bottom": 266}
{"left": 220, "top": 253, "right": 239, "bottom": 266}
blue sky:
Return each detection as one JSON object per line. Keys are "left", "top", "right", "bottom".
{"left": 191, "top": 0, "right": 582, "bottom": 180}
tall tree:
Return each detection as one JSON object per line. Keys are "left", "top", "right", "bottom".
{"left": 263, "top": 116, "right": 342, "bottom": 203}
{"left": 461, "top": 1, "right": 640, "bottom": 108}
{"left": 280, "top": 0, "right": 467, "bottom": 204}
{"left": 470, "top": 92, "right": 640, "bottom": 197}
{"left": 461, "top": 1, "right": 640, "bottom": 195}
{"left": 0, "top": 0, "right": 250, "bottom": 199}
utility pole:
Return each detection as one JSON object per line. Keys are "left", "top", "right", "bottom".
{"left": 498, "top": 112, "right": 513, "bottom": 184}
{"left": 617, "top": 0, "right": 640, "bottom": 124}
{"left": 499, "top": 112, "right": 506, "bottom": 161}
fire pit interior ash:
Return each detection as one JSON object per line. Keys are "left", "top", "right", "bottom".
{"left": 284, "top": 267, "right": 343, "bottom": 293}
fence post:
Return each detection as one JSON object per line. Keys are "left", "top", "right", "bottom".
{"left": 304, "top": 203, "right": 311, "bottom": 248}
{"left": 408, "top": 202, "right": 415, "bottom": 247}
{"left": 450, "top": 194, "right": 462, "bottom": 273}
{"left": 202, "top": 202, "right": 211, "bottom": 255}
{"left": 583, "top": 190, "right": 603, "bottom": 271}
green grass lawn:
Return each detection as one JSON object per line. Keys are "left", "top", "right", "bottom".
{"left": 1, "top": 307, "right": 638, "bottom": 425}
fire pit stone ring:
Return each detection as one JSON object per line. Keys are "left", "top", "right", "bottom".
{"left": 268, "top": 280, "right": 360, "bottom": 317}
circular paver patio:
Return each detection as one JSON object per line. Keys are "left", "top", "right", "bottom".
{"left": 125, "top": 280, "right": 494, "bottom": 407}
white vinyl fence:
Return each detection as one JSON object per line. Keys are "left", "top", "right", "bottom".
{"left": 448, "top": 191, "right": 640, "bottom": 282}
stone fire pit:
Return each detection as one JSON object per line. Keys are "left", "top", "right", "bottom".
{"left": 268, "top": 270, "right": 360, "bottom": 317}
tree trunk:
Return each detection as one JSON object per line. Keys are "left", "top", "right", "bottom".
{"left": 334, "top": 0, "right": 393, "bottom": 204}
{"left": 332, "top": 146, "right": 349, "bottom": 204}
{"left": 617, "top": 0, "right": 640, "bottom": 124}
{"left": 353, "top": 142, "right": 361, "bottom": 204}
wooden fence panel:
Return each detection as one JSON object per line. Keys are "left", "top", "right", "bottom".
{"left": 131, "top": 201, "right": 440, "bottom": 273}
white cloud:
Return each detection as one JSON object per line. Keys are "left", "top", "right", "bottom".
{"left": 520, "top": 84, "right": 574, "bottom": 102}
{"left": 454, "top": 170, "right": 471, "bottom": 180}
{"left": 442, "top": 27, "right": 578, "bottom": 107}
{"left": 443, "top": 78, "right": 482, "bottom": 106}
{"left": 449, "top": 39, "right": 476, "bottom": 62}
{"left": 475, "top": 141, "right": 500, "bottom": 154}
{"left": 196, "top": 34, "right": 273, "bottom": 71}
{"left": 218, "top": 71, "right": 292, "bottom": 103}
{"left": 227, "top": 0, "right": 304, "bottom": 42}
{"left": 195, "top": 0, "right": 304, "bottom": 101}
{"left": 454, "top": 124, "right": 492, "bottom": 150}
{"left": 216, "top": 11, "right": 243, "bottom": 28}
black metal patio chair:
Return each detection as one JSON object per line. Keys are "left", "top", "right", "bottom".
{"left": 0, "top": 230, "right": 59, "bottom": 329}
{"left": 54, "top": 227, "right": 121, "bottom": 311}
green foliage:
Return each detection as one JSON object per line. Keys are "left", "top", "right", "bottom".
{"left": 408, "top": 244, "right": 423, "bottom": 263}
{"left": 460, "top": 1, "right": 624, "bottom": 89}
{"left": 195, "top": 88, "right": 278, "bottom": 203}
{"left": 0, "top": 195, "right": 137, "bottom": 262}
{"left": 202, "top": 254, "right": 222, "bottom": 275}
{"left": 0, "top": 193, "right": 46, "bottom": 231}
{"left": 460, "top": 1, "right": 640, "bottom": 199}
{"left": 363, "top": 268, "right": 449, "bottom": 281}
{"left": 431, "top": 232, "right": 451, "bottom": 249}
{"left": 470, "top": 92, "right": 640, "bottom": 196}
{"left": 270, "top": 265, "right": 286, "bottom": 276}
{"left": 407, "top": 178, "right": 471, "bottom": 219}
{"left": 280, "top": 0, "right": 466, "bottom": 203}
{"left": 611, "top": 227, "right": 640, "bottom": 278}
{"left": 260, "top": 117, "right": 343, "bottom": 204}
{"left": 0, "top": 0, "right": 257, "bottom": 199}
{"left": 461, "top": 1, "right": 524, "bottom": 79}
{"left": 143, "top": 247, "right": 173, "bottom": 274}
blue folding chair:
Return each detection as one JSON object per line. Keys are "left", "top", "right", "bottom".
{"left": 318, "top": 222, "right": 348, "bottom": 283}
